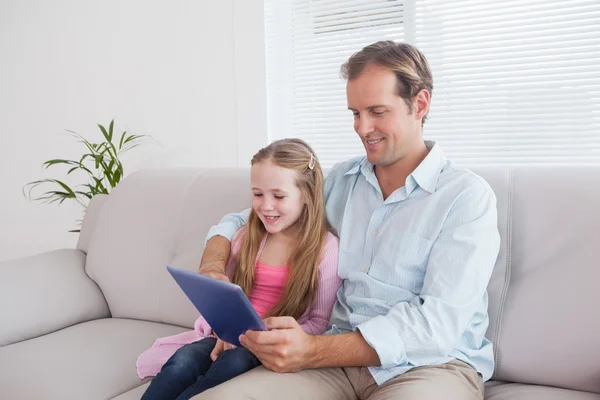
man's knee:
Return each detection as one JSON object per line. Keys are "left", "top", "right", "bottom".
{"left": 367, "top": 362, "right": 483, "bottom": 400}
{"left": 194, "top": 366, "right": 354, "bottom": 400}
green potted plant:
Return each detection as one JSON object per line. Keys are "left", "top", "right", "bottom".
{"left": 24, "top": 119, "right": 153, "bottom": 232}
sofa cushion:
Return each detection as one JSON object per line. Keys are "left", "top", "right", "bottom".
{"left": 487, "top": 168, "right": 600, "bottom": 393}
{"left": 111, "top": 382, "right": 150, "bottom": 400}
{"left": 85, "top": 169, "right": 208, "bottom": 327}
{"left": 85, "top": 169, "right": 254, "bottom": 329}
{"left": 114, "top": 380, "right": 600, "bottom": 400}
{"left": 0, "top": 318, "right": 187, "bottom": 400}
{"left": 484, "top": 383, "right": 600, "bottom": 399}
{"left": 0, "top": 249, "right": 110, "bottom": 346}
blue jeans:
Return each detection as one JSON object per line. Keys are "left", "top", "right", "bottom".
{"left": 141, "top": 337, "right": 261, "bottom": 400}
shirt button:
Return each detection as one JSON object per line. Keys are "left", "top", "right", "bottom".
{"left": 371, "top": 231, "right": 376, "bottom": 236}
{"left": 356, "top": 310, "right": 361, "bottom": 315}
{"left": 361, "top": 266, "right": 367, "bottom": 272}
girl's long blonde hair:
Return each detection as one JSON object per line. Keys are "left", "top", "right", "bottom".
{"left": 232, "top": 138, "right": 328, "bottom": 320}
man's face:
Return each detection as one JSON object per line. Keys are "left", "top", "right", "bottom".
{"left": 346, "top": 64, "right": 428, "bottom": 168}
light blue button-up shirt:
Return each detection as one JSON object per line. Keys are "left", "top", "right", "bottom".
{"left": 206, "top": 141, "right": 500, "bottom": 385}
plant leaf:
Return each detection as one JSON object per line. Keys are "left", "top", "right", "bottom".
{"left": 23, "top": 179, "right": 76, "bottom": 202}
{"left": 113, "top": 167, "right": 122, "bottom": 184}
{"left": 42, "top": 159, "right": 79, "bottom": 169}
{"left": 119, "top": 143, "right": 146, "bottom": 155}
{"left": 108, "top": 119, "right": 114, "bottom": 142}
{"left": 105, "top": 159, "right": 116, "bottom": 187}
{"left": 75, "top": 191, "right": 93, "bottom": 199}
{"left": 93, "top": 177, "right": 108, "bottom": 194}
{"left": 98, "top": 123, "right": 110, "bottom": 142}
{"left": 119, "top": 131, "right": 127, "bottom": 150}
{"left": 34, "top": 191, "right": 74, "bottom": 205}
{"left": 23, "top": 179, "right": 52, "bottom": 200}
{"left": 52, "top": 180, "right": 77, "bottom": 197}
{"left": 79, "top": 153, "right": 94, "bottom": 165}
{"left": 68, "top": 130, "right": 99, "bottom": 156}
{"left": 83, "top": 183, "right": 99, "bottom": 196}
{"left": 123, "top": 134, "right": 146, "bottom": 145}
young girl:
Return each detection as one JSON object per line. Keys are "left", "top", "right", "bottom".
{"left": 137, "top": 138, "right": 341, "bottom": 400}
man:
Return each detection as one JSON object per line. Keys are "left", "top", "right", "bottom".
{"left": 196, "top": 41, "right": 500, "bottom": 399}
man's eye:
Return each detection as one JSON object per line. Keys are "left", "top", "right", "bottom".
{"left": 352, "top": 112, "right": 359, "bottom": 117}
{"left": 372, "top": 110, "right": 385, "bottom": 116}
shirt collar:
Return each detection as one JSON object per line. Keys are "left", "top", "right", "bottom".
{"left": 344, "top": 162, "right": 363, "bottom": 176}
{"left": 409, "top": 140, "right": 446, "bottom": 194}
{"left": 343, "top": 140, "right": 446, "bottom": 194}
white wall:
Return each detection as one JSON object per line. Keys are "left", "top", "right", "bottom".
{"left": 0, "top": 0, "right": 268, "bottom": 261}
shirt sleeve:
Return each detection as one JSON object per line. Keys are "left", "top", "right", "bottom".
{"left": 298, "top": 233, "right": 342, "bottom": 335}
{"left": 324, "top": 168, "right": 335, "bottom": 202}
{"left": 357, "top": 182, "right": 501, "bottom": 368}
{"left": 223, "top": 227, "right": 247, "bottom": 278}
{"left": 204, "top": 208, "right": 251, "bottom": 245}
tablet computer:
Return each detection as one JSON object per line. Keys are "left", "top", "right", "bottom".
{"left": 166, "top": 265, "right": 267, "bottom": 347}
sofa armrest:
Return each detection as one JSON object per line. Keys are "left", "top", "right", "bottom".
{"left": 0, "top": 249, "right": 110, "bottom": 346}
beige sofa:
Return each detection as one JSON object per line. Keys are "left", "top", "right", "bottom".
{"left": 1, "top": 167, "right": 600, "bottom": 399}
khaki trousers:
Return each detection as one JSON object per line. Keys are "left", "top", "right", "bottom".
{"left": 194, "top": 360, "right": 484, "bottom": 400}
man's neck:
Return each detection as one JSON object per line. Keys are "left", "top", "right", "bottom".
{"left": 375, "top": 141, "right": 429, "bottom": 199}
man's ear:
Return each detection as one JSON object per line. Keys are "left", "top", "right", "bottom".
{"left": 414, "top": 89, "right": 431, "bottom": 121}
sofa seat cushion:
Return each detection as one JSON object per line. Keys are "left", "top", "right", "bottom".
{"left": 0, "top": 318, "right": 187, "bottom": 400}
{"left": 485, "top": 383, "right": 600, "bottom": 399}
{"left": 111, "top": 382, "right": 151, "bottom": 400}
{"left": 115, "top": 381, "right": 600, "bottom": 400}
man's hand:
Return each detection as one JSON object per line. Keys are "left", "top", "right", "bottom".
{"left": 242, "top": 320, "right": 381, "bottom": 371}
{"left": 210, "top": 338, "right": 236, "bottom": 361}
{"left": 200, "top": 269, "right": 230, "bottom": 283}
{"left": 197, "top": 235, "right": 231, "bottom": 282}
{"left": 239, "top": 316, "right": 316, "bottom": 373}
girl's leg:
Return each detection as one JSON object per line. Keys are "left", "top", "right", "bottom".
{"left": 141, "top": 338, "right": 218, "bottom": 400}
{"left": 175, "top": 347, "right": 261, "bottom": 400}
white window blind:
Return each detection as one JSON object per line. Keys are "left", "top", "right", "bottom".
{"left": 264, "top": 0, "right": 600, "bottom": 167}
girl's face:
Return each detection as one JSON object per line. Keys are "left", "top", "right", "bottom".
{"left": 251, "top": 160, "right": 306, "bottom": 237}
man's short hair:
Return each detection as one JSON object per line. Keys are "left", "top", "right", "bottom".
{"left": 341, "top": 41, "right": 433, "bottom": 124}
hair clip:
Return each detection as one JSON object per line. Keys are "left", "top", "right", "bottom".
{"left": 308, "top": 153, "right": 315, "bottom": 170}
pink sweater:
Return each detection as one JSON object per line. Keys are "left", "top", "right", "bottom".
{"left": 136, "top": 228, "right": 341, "bottom": 379}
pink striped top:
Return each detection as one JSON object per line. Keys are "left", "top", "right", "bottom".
{"left": 136, "top": 227, "right": 341, "bottom": 379}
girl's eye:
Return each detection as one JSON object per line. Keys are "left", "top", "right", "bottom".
{"left": 253, "top": 193, "right": 263, "bottom": 197}
{"left": 274, "top": 195, "right": 285, "bottom": 200}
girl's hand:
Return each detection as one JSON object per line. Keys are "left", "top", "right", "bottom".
{"left": 210, "top": 338, "right": 237, "bottom": 361}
